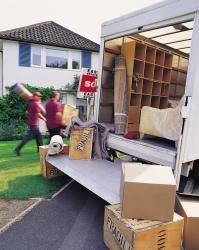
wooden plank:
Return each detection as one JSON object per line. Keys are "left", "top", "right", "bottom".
{"left": 47, "top": 155, "right": 122, "bottom": 204}
{"left": 121, "top": 41, "right": 136, "bottom": 107}
{"left": 172, "top": 67, "right": 187, "bottom": 74}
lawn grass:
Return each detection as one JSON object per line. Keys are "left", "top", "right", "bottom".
{"left": 0, "top": 139, "right": 69, "bottom": 200}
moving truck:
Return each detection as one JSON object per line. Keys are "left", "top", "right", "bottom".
{"left": 48, "top": 0, "right": 199, "bottom": 203}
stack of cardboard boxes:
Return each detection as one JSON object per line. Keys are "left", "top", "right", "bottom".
{"left": 104, "top": 163, "right": 184, "bottom": 249}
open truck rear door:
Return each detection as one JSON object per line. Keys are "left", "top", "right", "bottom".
{"left": 180, "top": 13, "right": 199, "bottom": 163}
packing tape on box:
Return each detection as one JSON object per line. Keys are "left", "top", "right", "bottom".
{"left": 48, "top": 135, "right": 64, "bottom": 156}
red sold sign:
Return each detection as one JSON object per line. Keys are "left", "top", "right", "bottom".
{"left": 77, "top": 68, "right": 98, "bottom": 99}
{"left": 79, "top": 74, "right": 97, "bottom": 93}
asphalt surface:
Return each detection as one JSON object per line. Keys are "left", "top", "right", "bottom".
{"left": 0, "top": 181, "right": 108, "bottom": 250}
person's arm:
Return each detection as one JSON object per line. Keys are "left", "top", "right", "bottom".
{"left": 37, "top": 112, "right": 47, "bottom": 122}
{"left": 56, "top": 111, "right": 62, "bottom": 119}
{"left": 34, "top": 102, "right": 47, "bottom": 122}
{"left": 56, "top": 103, "right": 62, "bottom": 124}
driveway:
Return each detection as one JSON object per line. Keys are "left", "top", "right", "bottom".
{"left": 0, "top": 181, "right": 108, "bottom": 250}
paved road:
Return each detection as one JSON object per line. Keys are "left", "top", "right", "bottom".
{"left": 0, "top": 181, "right": 108, "bottom": 250}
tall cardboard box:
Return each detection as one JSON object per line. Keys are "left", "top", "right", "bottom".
{"left": 104, "top": 204, "right": 184, "bottom": 250}
{"left": 175, "top": 195, "right": 199, "bottom": 250}
{"left": 39, "top": 145, "right": 69, "bottom": 180}
{"left": 120, "top": 163, "right": 176, "bottom": 221}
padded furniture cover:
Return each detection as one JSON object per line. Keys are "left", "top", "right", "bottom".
{"left": 139, "top": 98, "right": 184, "bottom": 141}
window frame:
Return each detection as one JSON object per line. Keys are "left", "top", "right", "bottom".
{"left": 45, "top": 47, "right": 69, "bottom": 69}
{"left": 19, "top": 42, "right": 31, "bottom": 67}
{"left": 71, "top": 50, "right": 81, "bottom": 70}
{"left": 31, "top": 45, "right": 42, "bottom": 67}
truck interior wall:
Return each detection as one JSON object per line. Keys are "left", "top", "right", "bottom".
{"left": 99, "top": 20, "right": 192, "bottom": 148}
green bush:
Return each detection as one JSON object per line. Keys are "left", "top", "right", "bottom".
{"left": 0, "top": 84, "right": 54, "bottom": 140}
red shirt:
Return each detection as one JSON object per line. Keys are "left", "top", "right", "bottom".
{"left": 46, "top": 98, "right": 61, "bottom": 129}
{"left": 27, "top": 100, "right": 41, "bottom": 126}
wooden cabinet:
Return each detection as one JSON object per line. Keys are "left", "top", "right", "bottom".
{"left": 170, "top": 55, "right": 188, "bottom": 99}
{"left": 122, "top": 41, "right": 173, "bottom": 131}
{"left": 99, "top": 36, "right": 188, "bottom": 133}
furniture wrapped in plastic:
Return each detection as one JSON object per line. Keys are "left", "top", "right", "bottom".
{"left": 139, "top": 97, "right": 184, "bottom": 141}
{"left": 114, "top": 56, "right": 128, "bottom": 134}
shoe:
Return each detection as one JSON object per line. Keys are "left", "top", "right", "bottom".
{"left": 14, "top": 149, "right": 20, "bottom": 156}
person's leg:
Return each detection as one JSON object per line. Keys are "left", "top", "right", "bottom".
{"left": 54, "top": 127, "right": 61, "bottom": 136}
{"left": 48, "top": 128, "right": 54, "bottom": 144}
{"left": 34, "top": 126, "right": 43, "bottom": 151}
{"left": 48, "top": 127, "right": 61, "bottom": 144}
{"left": 14, "top": 127, "right": 34, "bottom": 155}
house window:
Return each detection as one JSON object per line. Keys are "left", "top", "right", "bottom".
{"left": 46, "top": 49, "right": 68, "bottom": 69}
{"left": 72, "top": 51, "right": 81, "bottom": 69}
{"left": 81, "top": 51, "right": 91, "bottom": 68}
{"left": 19, "top": 43, "right": 31, "bottom": 67}
{"left": 31, "top": 46, "right": 41, "bottom": 66}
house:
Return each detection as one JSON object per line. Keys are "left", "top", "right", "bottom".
{"left": 0, "top": 21, "right": 100, "bottom": 97}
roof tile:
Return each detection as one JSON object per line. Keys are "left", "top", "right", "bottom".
{"left": 0, "top": 21, "right": 99, "bottom": 52}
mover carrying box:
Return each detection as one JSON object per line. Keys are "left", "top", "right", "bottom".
{"left": 61, "top": 104, "right": 79, "bottom": 126}
{"left": 39, "top": 145, "right": 69, "bottom": 179}
{"left": 175, "top": 195, "right": 199, "bottom": 250}
{"left": 104, "top": 204, "right": 184, "bottom": 250}
{"left": 120, "top": 163, "right": 176, "bottom": 221}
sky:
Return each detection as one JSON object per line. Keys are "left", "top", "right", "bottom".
{"left": 0, "top": 0, "right": 162, "bottom": 43}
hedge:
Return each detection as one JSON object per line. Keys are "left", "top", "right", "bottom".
{"left": 0, "top": 84, "right": 54, "bottom": 140}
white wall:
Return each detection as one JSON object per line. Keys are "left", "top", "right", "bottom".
{"left": 62, "top": 94, "right": 76, "bottom": 106}
{"left": 0, "top": 52, "right": 2, "bottom": 97}
{"left": 2, "top": 40, "right": 99, "bottom": 94}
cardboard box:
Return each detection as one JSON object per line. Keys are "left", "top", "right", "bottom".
{"left": 39, "top": 145, "right": 69, "bottom": 180}
{"left": 127, "top": 123, "right": 139, "bottom": 132}
{"left": 61, "top": 104, "right": 79, "bottom": 126}
{"left": 120, "top": 163, "right": 176, "bottom": 221}
{"left": 104, "top": 204, "right": 184, "bottom": 250}
{"left": 175, "top": 195, "right": 199, "bottom": 250}
{"left": 128, "top": 107, "right": 140, "bottom": 124}
{"left": 69, "top": 128, "right": 93, "bottom": 160}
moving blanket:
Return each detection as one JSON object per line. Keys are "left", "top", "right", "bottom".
{"left": 63, "top": 117, "right": 113, "bottom": 159}
{"left": 139, "top": 97, "right": 184, "bottom": 141}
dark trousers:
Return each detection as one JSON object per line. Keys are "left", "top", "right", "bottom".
{"left": 48, "top": 127, "right": 61, "bottom": 144}
{"left": 16, "top": 125, "right": 43, "bottom": 152}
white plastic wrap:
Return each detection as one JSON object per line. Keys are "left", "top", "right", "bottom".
{"left": 48, "top": 135, "right": 64, "bottom": 155}
{"left": 139, "top": 98, "right": 184, "bottom": 141}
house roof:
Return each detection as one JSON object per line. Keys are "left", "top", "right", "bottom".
{"left": 0, "top": 21, "right": 99, "bottom": 52}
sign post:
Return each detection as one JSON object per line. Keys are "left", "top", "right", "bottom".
{"left": 77, "top": 68, "right": 98, "bottom": 120}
